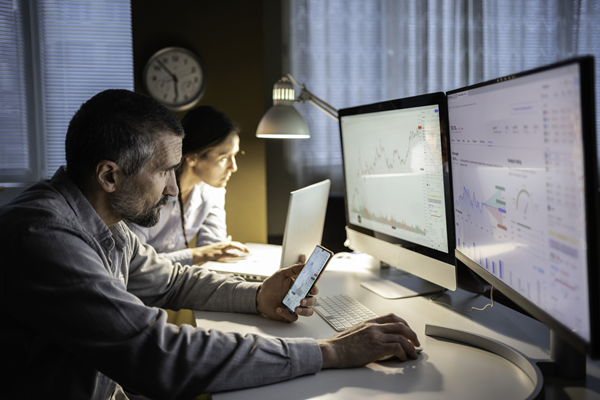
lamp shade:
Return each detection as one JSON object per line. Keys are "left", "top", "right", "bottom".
{"left": 256, "top": 77, "right": 310, "bottom": 139}
{"left": 256, "top": 104, "right": 310, "bottom": 139}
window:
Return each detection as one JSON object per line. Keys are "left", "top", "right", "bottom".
{"left": 0, "top": 0, "right": 133, "bottom": 190}
{"left": 287, "top": 0, "right": 600, "bottom": 190}
{"left": 0, "top": 1, "right": 32, "bottom": 181}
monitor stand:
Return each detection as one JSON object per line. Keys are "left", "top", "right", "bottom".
{"left": 361, "top": 262, "right": 443, "bottom": 299}
{"left": 425, "top": 325, "right": 587, "bottom": 400}
{"left": 345, "top": 227, "right": 457, "bottom": 295}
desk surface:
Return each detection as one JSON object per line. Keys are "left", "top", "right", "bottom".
{"left": 194, "top": 253, "right": 600, "bottom": 400}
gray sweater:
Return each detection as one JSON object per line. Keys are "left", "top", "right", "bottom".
{"left": 0, "top": 167, "right": 321, "bottom": 399}
{"left": 126, "top": 181, "right": 229, "bottom": 266}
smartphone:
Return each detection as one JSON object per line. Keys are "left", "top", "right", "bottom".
{"left": 281, "top": 245, "right": 334, "bottom": 314}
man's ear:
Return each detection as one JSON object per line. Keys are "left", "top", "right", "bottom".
{"left": 95, "top": 160, "right": 122, "bottom": 194}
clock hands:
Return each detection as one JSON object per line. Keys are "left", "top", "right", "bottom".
{"left": 156, "top": 59, "right": 179, "bottom": 101}
{"left": 145, "top": 47, "right": 205, "bottom": 110}
{"left": 177, "top": 68, "right": 200, "bottom": 80}
{"left": 156, "top": 58, "right": 177, "bottom": 81}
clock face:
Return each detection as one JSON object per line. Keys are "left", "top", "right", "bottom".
{"left": 143, "top": 47, "right": 206, "bottom": 111}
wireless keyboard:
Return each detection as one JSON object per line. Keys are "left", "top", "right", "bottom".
{"left": 313, "top": 294, "right": 378, "bottom": 331}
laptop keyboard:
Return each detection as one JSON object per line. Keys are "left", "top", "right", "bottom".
{"left": 236, "top": 272, "right": 267, "bottom": 282}
{"left": 313, "top": 294, "right": 378, "bottom": 331}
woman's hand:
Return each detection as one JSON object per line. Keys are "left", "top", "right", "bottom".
{"left": 190, "top": 240, "right": 249, "bottom": 264}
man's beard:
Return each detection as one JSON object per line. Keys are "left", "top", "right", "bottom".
{"left": 109, "top": 178, "right": 169, "bottom": 227}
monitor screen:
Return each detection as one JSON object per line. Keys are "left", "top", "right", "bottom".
{"left": 342, "top": 104, "right": 448, "bottom": 252}
{"left": 448, "top": 56, "right": 599, "bottom": 354}
{"left": 340, "top": 93, "right": 456, "bottom": 292}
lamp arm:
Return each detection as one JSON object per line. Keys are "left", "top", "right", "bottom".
{"left": 304, "top": 91, "right": 339, "bottom": 121}
{"left": 287, "top": 74, "right": 339, "bottom": 121}
{"left": 307, "top": 97, "right": 339, "bottom": 121}
{"left": 286, "top": 73, "right": 303, "bottom": 88}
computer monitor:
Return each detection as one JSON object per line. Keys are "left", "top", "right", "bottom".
{"left": 339, "top": 92, "right": 457, "bottom": 298}
{"left": 447, "top": 56, "right": 599, "bottom": 376}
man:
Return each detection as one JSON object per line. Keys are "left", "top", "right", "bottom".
{"left": 0, "top": 89, "right": 419, "bottom": 399}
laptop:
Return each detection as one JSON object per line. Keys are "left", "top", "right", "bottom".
{"left": 204, "top": 179, "right": 331, "bottom": 281}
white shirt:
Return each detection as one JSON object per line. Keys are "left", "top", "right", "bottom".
{"left": 127, "top": 182, "right": 228, "bottom": 265}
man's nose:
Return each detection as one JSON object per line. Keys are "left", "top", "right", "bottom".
{"left": 164, "top": 169, "right": 179, "bottom": 197}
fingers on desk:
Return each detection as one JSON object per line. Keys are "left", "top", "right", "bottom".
{"left": 380, "top": 334, "right": 419, "bottom": 360}
{"left": 378, "top": 320, "right": 420, "bottom": 347}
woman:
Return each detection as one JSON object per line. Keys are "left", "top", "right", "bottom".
{"left": 127, "top": 106, "right": 248, "bottom": 265}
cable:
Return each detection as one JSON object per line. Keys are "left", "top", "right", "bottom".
{"left": 429, "top": 286, "right": 495, "bottom": 312}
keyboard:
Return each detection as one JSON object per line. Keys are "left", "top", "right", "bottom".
{"left": 313, "top": 294, "right": 378, "bottom": 332}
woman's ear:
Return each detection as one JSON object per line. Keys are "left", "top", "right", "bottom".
{"left": 95, "top": 160, "right": 122, "bottom": 193}
{"left": 184, "top": 153, "right": 198, "bottom": 167}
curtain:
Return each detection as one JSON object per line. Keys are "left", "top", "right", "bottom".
{"left": 287, "top": 0, "right": 600, "bottom": 192}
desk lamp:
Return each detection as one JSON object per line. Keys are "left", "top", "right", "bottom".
{"left": 256, "top": 74, "right": 338, "bottom": 139}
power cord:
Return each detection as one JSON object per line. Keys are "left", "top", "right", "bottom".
{"left": 429, "top": 286, "right": 495, "bottom": 312}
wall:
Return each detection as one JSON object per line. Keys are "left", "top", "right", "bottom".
{"left": 131, "top": 0, "right": 267, "bottom": 243}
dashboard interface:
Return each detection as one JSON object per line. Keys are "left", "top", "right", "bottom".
{"left": 448, "top": 63, "right": 590, "bottom": 341}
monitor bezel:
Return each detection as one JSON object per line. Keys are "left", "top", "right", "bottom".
{"left": 448, "top": 56, "right": 599, "bottom": 357}
{"left": 338, "top": 92, "right": 456, "bottom": 267}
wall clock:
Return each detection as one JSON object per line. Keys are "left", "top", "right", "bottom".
{"left": 143, "top": 47, "right": 206, "bottom": 111}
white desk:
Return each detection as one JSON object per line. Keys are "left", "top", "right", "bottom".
{"left": 194, "top": 254, "right": 600, "bottom": 400}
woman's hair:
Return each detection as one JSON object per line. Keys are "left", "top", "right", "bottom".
{"left": 177, "top": 106, "right": 240, "bottom": 247}
{"left": 180, "top": 106, "right": 240, "bottom": 159}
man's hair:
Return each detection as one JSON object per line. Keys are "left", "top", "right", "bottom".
{"left": 65, "top": 89, "right": 184, "bottom": 182}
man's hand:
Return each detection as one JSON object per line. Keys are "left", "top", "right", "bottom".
{"left": 190, "top": 240, "right": 249, "bottom": 264}
{"left": 316, "top": 314, "right": 420, "bottom": 368}
{"left": 256, "top": 263, "right": 319, "bottom": 322}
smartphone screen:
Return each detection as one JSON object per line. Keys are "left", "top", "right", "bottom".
{"left": 282, "top": 245, "right": 333, "bottom": 314}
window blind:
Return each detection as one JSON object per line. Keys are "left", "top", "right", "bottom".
{"left": 289, "top": 0, "right": 386, "bottom": 169}
{"left": 0, "top": 1, "right": 30, "bottom": 179}
{"left": 38, "top": 0, "right": 134, "bottom": 178}
{"left": 0, "top": 0, "right": 133, "bottom": 184}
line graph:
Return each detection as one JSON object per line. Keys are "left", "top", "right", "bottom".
{"left": 347, "top": 124, "right": 425, "bottom": 237}
{"left": 455, "top": 187, "right": 486, "bottom": 213}
{"left": 357, "top": 128, "right": 421, "bottom": 178}
{"left": 455, "top": 185, "right": 507, "bottom": 229}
